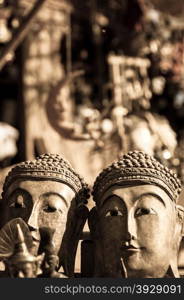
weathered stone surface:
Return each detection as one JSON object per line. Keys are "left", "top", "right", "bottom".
{"left": 1, "top": 153, "right": 89, "bottom": 277}
{"left": 89, "top": 151, "right": 184, "bottom": 277}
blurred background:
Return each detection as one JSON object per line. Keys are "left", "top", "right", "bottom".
{"left": 0, "top": 0, "right": 184, "bottom": 192}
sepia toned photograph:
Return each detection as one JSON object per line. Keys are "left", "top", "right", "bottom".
{"left": 0, "top": 0, "right": 184, "bottom": 289}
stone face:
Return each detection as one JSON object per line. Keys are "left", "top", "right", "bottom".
{"left": 4, "top": 180, "right": 75, "bottom": 256}
{"left": 1, "top": 153, "right": 89, "bottom": 277}
{"left": 89, "top": 151, "right": 184, "bottom": 278}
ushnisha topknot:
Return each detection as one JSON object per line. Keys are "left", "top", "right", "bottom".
{"left": 92, "top": 151, "right": 182, "bottom": 205}
{"left": 2, "top": 153, "right": 90, "bottom": 204}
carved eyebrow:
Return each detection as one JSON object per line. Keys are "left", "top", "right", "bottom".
{"left": 101, "top": 192, "right": 166, "bottom": 207}
{"left": 8, "top": 189, "right": 68, "bottom": 208}
{"left": 101, "top": 194, "right": 124, "bottom": 207}
{"left": 42, "top": 192, "right": 68, "bottom": 208}
{"left": 136, "top": 193, "right": 166, "bottom": 207}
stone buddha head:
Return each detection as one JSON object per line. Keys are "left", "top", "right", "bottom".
{"left": 1, "top": 154, "right": 89, "bottom": 276}
{"left": 89, "top": 151, "right": 184, "bottom": 278}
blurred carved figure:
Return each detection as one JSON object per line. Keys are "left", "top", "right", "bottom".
{"left": 1, "top": 153, "right": 89, "bottom": 277}
{"left": 38, "top": 227, "right": 67, "bottom": 278}
{"left": 0, "top": 122, "right": 19, "bottom": 166}
{"left": 7, "top": 223, "right": 43, "bottom": 278}
{"left": 125, "top": 112, "right": 177, "bottom": 159}
{"left": 89, "top": 151, "right": 184, "bottom": 277}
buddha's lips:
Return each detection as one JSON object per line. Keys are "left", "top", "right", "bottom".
{"left": 32, "top": 237, "right": 40, "bottom": 242}
{"left": 121, "top": 244, "right": 141, "bottom": 252}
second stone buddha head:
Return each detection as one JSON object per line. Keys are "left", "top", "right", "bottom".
{"left": 89, "top": 151, "right": 184, "bottom": 278}
{"left": 1, "top": 153, "right": 89, "bottom": 276}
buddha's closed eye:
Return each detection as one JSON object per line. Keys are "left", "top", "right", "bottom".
{"left": 105, "top": 209, "right": 123, "bottom": 217}
{"left": 43, "top": 197, "right": 64, "bottom": 213}
{"left": 135, "top": 207, "right": 156, "bottom": 217}
{"left": 43, "top": 205, "right": 57, "bottom": 213}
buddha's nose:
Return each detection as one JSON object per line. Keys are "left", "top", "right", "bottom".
{"left": 123, "top": 212, "right": 137, "bottom": 243}
{"left": 125, "top": 232, "right": 134, "bottom": 241}
{"left": 27, "top": 212, "right": 40, "bottom": 255}
{"left": 123, "top": 232, "right": 136, "bottom": 247}
{"left": 27, "top": 207, "right": 40, "bottom": 241}
{"left": 28, "top": 212, "right": 38, "bottom": 230}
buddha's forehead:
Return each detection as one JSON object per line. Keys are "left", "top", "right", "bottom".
{"left": 5, "top": 179, "right": 75, "bottom": 199}
{"left": 100, "top": 184, "right": 173, "bottom": 208}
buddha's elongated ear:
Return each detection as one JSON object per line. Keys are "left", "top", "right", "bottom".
{"left": 59, "top": 200, "right": 89, "bottom": 277}
{"left": 88, "top": 206, "right": 105, "bottom": 277}
{"left": 0, "top": 200, "right": 6, "bottom": 229}
{"left": 176, "top": 205, "right": 184, "bottom": 276}
{"left": 0, "top": 200, "right": 3, "bottom": 228}
{"left": 166, "top": 263, "right": 180, "bottom": 278}
{"left": 88, "top": 206, "right": 100, "bottom": 240}
{"left": 176, "top": 205, "right": 184, "bottom": 236}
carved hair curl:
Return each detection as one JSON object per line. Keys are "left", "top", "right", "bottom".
{"left": 93, "top": 151, "right": 181, "bottom": 205}
{"left": 2, "top": 153, "right": 90, "bottom": 204}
